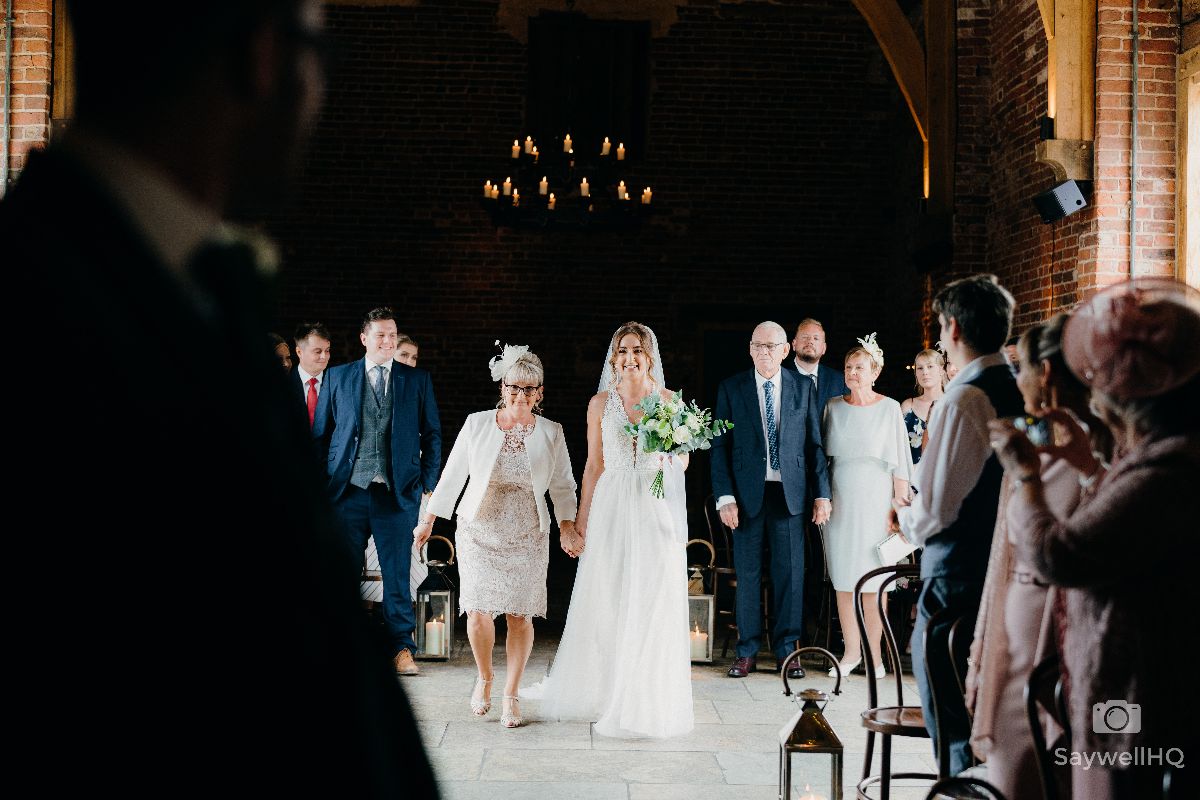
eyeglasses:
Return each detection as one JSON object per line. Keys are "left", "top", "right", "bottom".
{"left": 503, "top": 383, "right": 542, "bottom": 397}
{"left": 749, "top": 342, "right": 786, "bottom": 353}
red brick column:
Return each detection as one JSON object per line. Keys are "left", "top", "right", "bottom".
{"left": 2, "top": 0, "right": 52, "bottom": 189}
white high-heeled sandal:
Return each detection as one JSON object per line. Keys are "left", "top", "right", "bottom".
{"left": 828, "top": 658, "right": 862, "bottom": 677}
{"left": 470, "top": 676, "right": 493, "bottom": 716}
{"left": 501, "top": 695, "right": 523, "bottom": 728}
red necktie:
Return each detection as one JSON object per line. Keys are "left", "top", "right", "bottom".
{"left": 306, "top": 377, "right": 319, "bottom": 428}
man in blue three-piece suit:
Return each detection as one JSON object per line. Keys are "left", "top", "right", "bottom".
{"left": 315, "top": 307, "right": 442, "bottom": 675}
{"left": 711, "top": 321, "right": 832, "bottom": 679}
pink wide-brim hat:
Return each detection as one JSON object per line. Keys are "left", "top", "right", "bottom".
{"left": 1062, "top": 278, "right": 1200, "bottom": 401}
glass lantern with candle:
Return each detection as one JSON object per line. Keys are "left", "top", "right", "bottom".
{"left": 779, "top": 647, "right": 844, "bottom": 800}
{"left": 687, "top": 594, "right": 714, "bottom": 663}
{"left": 414, "top": 535, "right": 456, "bottom": 661}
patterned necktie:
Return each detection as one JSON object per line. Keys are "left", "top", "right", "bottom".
{"left": 306, "top": 377, "right": 318, "bottom": 428}
{"left": 809, "top": 372, "right": 818, "bottom": 391}
{"left": 763, "top": 380, "right": 780, "bottom": 471}
{"left": 372, "top": 365, "right": 386, "bottom": 404}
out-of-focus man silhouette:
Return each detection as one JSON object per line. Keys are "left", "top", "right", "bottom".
{"left": 0, "top": 2, "right": 437, "bottom": 796}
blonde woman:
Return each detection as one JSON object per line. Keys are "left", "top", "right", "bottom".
{"left": 418, "top": 345, "right": 577, "bottom": 728}
{"left": 821, "top": 335, "right": 914, "bottom": 675}
{"left": 899, "top": 348, "right": 946, "bottom": 465}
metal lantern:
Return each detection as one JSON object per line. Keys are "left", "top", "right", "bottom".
{"left": 414, "top": 535, "right": 456, "bottom": 660}
{"left": 686, "top": 539, "right": 717, "bottom": 663}
{"left": 779, "top": 646, "right": 844, "bottom": 800}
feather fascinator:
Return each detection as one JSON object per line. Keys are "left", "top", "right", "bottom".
{"left": 489, "top": 340, "right": 530, "bottom": 382}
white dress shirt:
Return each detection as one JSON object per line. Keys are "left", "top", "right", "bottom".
{"left": 298, "top": 367, "right": 323, "bottom": 403}
{"left": 715, "top": 369, "right": 783, "bottom": 510}
{"left": 794, "top": 357, "right": 819, "bottom": 389}
{"left": 897, "top": 352, "right": 1008, "bottom": 547}
{"left": 364, "top": 357, "right": 391, "bottom": 396}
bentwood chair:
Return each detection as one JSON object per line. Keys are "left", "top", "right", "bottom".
{"left": 855, "top": 564, "right": 936, "bottom": 800}
{"left": 924, "top": 776, "right": 1007, "bottom": 800}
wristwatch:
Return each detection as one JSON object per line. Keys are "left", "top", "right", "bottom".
{"left": 1011, "top": 472, "right": 1040, "bottom": 487}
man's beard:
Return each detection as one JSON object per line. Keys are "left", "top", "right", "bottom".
{"left": 798, "top": 352, "right": 819, "bottom": 365}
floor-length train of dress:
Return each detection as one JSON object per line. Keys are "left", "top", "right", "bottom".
{"left": 526, "top": 390, "right": 693, "bottom": 738}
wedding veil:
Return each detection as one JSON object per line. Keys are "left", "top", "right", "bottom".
{"left": 597, "top": 322, "right": 666, "bottom": 393}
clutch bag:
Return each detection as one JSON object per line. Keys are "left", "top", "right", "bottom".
{"left": 876, "top": 532, "right": 917, "bottom": 566}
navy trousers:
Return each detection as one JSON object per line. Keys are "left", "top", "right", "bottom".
{"left": 911, "top": 576, "right": 981, "bottom": 776}
{"left": 335, "top": 482, "right": 418, "bottom": 656}
{"left": 732, "top": 482, "right": 806, "bottom": 660}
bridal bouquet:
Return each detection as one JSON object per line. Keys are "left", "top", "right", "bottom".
{"left": 624, "top": 392, "right": 733, "bottom": 498}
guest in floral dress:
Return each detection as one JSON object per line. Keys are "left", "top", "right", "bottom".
{"left": 419, "top": 346, "right": 578, "bottom": 728}
{"left": 899, "top": 348, "right": 946, "bottom": 465}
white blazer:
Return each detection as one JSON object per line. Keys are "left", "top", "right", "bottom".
{"left": 427, "top": 410, "right": 578, "bottom": 533}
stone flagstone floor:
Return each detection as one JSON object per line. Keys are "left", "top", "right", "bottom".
{"left": 403, "top": 633, "right": 940, "bottom": 799}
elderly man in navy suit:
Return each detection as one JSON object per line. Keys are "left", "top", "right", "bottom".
{"left": 315, "top": 307, "right": 442, "bottom": 675}
{"left": 711, "top": 321, "right": 832, "bottom": 679}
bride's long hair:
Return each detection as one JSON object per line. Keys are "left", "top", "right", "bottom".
{"left": 606, "top": 321, "right": 658, "bottom": 390}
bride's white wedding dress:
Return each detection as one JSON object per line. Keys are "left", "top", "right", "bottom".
{"left": 524, "top": 389, "right": 693, "bottom": 738}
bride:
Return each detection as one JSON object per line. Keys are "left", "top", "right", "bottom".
{"left": 525, "top": 321, "right": 694, "bottom": 738}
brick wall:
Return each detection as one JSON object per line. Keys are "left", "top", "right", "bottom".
{"left": 976, "top": 0, "right": 1179, "bottom": 332}
{"left": 0, "top": 0, "right": 52, "bottom": 188}
{"left": 267, "top": 0, "right": 927, "bottom": 466}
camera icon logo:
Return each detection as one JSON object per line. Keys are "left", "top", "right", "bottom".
{"left": 1093, "top": 700, "right": 1141, "bottom": 734}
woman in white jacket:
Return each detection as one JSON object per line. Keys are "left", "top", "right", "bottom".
{"left": 416, "top": 345, "right": 578, "bottom": 728}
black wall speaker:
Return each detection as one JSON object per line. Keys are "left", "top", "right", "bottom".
{"left": 1033, "top": 180, "right": 1088, "bottom": 223}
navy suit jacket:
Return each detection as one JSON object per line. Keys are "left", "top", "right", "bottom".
{"left": 710, "top": 368, "right": 831, "bottom": 519}
{"left": 314, "top": 359, "right": 442, "bottom": 511}
{"left": 785, "top": 359, "right": 848, "bottom": 412}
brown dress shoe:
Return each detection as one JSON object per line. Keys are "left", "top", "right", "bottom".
{"left": 394, "top": 648, "right": 420, "bottom": 675}
{"left": 776, "top": 657, "right": 805, "bottom": 680}
{"left": 727, "top": 656, "right": 756, "bottom": 678}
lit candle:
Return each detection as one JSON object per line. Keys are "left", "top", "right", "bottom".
{"left": 502, "top": 177, "right": 512, "bottom": 196}
{"left": 539, "top": 176, "right": 548, "bottom": 196}
{"left": 617, "top": 180, "right": 627, "bottom": 200}
{"left": 532, "top": 146, "right": 539, "bottom": 163}
{"left": 690, "top": 623, "right": 709, "bottom": 660}
{"left": 483, "top": 180, "right": 492, "bottom": 198}
{"left": 563, "top": 133, "right": 572, "bottom": 153}
{"left": 617, "top": 142, "right": 625, "bottom": 161}
{"left": 548, "top": 192, "right": 556, "bottom": 210}
{"left": 511, "top": 139, "right": 520, "bottom": 159}
{"left": 425, "top": 615, "right": 445, "bottom": 656}
{"left": 524, "top": 136, "right": 533, "bottom": 154}
{"left": 797, "top": 786, "right": 827, "bottom": 800}
{"left": 491, "top": 185, "right": 499, "bottom": 199}
{"left": 512, "top": 188, "right": 520, "bottom": 206}
{"left": 601, "top": 136, "right": 611, "bottom": 156}
{"left": 580, "top": 177, "right": 590, "bottom": 197}
{"left": 641, "top": 186, "right": 652, "bottom": 205}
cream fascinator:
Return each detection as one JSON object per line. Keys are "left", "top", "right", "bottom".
{"left": 857, "top": 332, "right": 885, "bottom": 368}
{"left": 489, "top": 340, "right": 530, "bottom": 382}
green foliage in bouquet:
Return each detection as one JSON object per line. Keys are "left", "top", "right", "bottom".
{"left": 623, "top": 392, "right": 734, "bottom": 497}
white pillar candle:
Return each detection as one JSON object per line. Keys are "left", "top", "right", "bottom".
{"left": 511, "top": 140, "right": 520, "bottom": 159}
{"left": 502, "top": 177, "right": 512, "bottom": 196}
{"left": 484, "top": 180, "right": 492, "bottom": 198}
{"left": 797, "top": 787, "right": 827, "bottom": 800}
{"left": 491, "top": 185, "right": 499, "bottom": 199}
{"left": 512, "top": 188, "right": 520, "bottom": 206}
{"left": 425, "top": 617, "right": 445, "bottom": 655}
{"left": 690, "top": 624, "right": 708, "bottom": 660}
{"left": 617, "top": 142, "right": 625, "bottom": 161}
{"left": 641, "top": 186, "right": 652, "bottom": 204}
{"left": 539, "top": 176, "right": 548, "bottom": 195}
{"left": 548, "top": 192, "right": 556, "bottom": 210}
{"left": 563, "top": 133, "right": 572, "bottom": 153}
{"left": 532, "top": 146, "right": 539, "bottom": 162}
{"left": 580, "top": 178, "right": 590, "bottom": 197}
{"left": 524, "top": 136, "right": 533, "bottom": 154}
{"left": 601, "top": 137, "right": 611, "bottom": 156}
{"left": 617, "top": 180, "right": 627, "bottom": 200}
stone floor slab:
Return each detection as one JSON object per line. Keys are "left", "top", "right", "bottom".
{"left": 591, "top": 723, "right": 779, "bottom": 753}
{"left": 441, "top": 719, "right": 593, "bottom": 750}
{"left": 481, "top": 749, "right": 724, "bottom": 784}
{"left": 439, "top": 780, "right": 629, "bottom": 800}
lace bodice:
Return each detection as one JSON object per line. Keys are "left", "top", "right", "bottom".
{"left": 602, "top": 390, "right": 644, "bottom": 471}
{"left": 491, "top": 421, "right": 535, "bottom": 487}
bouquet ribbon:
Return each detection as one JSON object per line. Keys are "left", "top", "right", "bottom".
{"left": 660, "top": 455, "right": 688, "bottom": 544}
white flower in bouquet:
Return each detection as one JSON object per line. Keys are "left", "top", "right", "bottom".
{"left": 624, "top": 391, "right": 733, "bottom": 498}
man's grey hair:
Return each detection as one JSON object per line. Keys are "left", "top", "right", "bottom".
{"left": 754, "top": 321, "right": 788, "bottom": 342}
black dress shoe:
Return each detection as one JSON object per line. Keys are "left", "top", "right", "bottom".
{"left": 727, "top": 656, "right": 756, "bottom": 678}
{"left": 777, "top": 658, "right": 805, "bottom": 680}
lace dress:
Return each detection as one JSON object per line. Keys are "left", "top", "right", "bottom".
{"left": 455, "top": 422, "right": 546, "bottom": 619}
{"left": 526, "top": 390, "right": 693, "bottom": 738}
